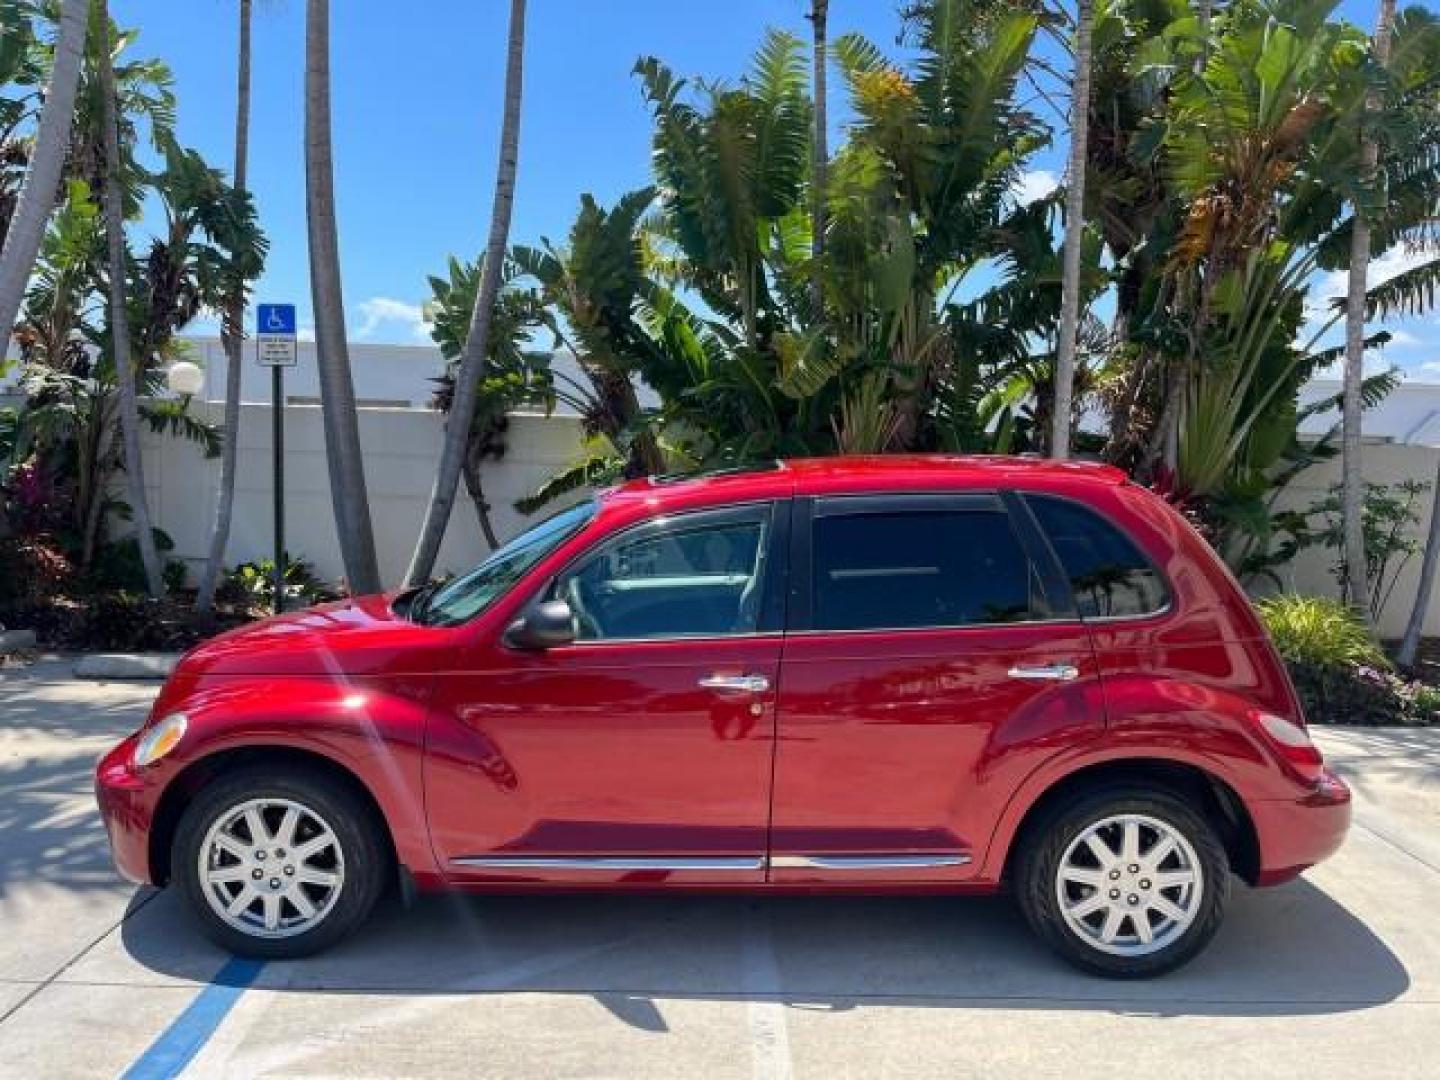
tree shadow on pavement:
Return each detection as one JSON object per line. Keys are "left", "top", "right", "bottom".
{"left": 0, "top": 679, "right": 151, "bottom": 901}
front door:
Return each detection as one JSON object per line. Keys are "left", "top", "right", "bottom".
{"left": 769, "top": 493, "right": 1102, "bottom": 883}
{"left": 426, "top": 501, "right": 788, "bottom": 885}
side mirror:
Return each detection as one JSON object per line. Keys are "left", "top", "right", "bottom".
{"left": 504, "top": 599, "right": 577, "bottom": 650}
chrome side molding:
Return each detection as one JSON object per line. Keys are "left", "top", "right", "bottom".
{"left": 451, "top": 856, "right": 765, "bottom": 872}
{"left": 769, "top": 854, "right": 971, "bottom": 870}
{"left": 452, "top": 853, "right": 971, "bottom": 872}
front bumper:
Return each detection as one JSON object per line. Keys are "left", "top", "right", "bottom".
{"left": 1250, "top": 767, "right": 1352, "bottom": 886}
{"left": 94, "top": 734, "right": 160, "bottom": 885}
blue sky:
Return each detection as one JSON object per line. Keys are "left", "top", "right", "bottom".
{"left": 112, "top": 0, "right": 1438, "bottom": 376}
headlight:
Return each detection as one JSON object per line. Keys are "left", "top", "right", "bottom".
{"left": 132, "top": 712, "right": 188, "bottom": 768}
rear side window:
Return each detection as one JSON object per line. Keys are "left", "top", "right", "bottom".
{"left": 1026, "top": 495, "right": 1168, "bottom": 619}
{"left": 812, "top": 509, "right": 1032, "bottom": 631}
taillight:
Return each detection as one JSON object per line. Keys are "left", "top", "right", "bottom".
{"left": 1251, "top": 710, "right": 1325, "bottom": 784}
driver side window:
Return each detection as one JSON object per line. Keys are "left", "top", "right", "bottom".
{"left": 553, "top": 506, "right": 773, "bottom": 641}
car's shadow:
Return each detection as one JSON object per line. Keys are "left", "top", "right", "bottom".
{"left": 120, "top": 876, "right": 1409, "bottom": 1024}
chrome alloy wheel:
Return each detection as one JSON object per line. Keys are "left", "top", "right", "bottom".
{"left": 1054, "top": 813, "right": 1204, "bottom": 957}
{"left": 198, "top": 798, "right": 346, "bottom": 939}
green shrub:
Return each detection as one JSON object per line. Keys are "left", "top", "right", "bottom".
{"left": 89, "top": 530, "right": 187, "bottom": 595}
{"left": 1255, "top": 595, "right": 1389, "bottom": 669}
{"left": 0, "top": 534, "right": 73, "bottom": 608}
{"left": 1413, "top": 684, "right": 1440, "bottom": 722}
{"left": 1257, "top": 595, "right": 1437, "bottom": 726}
{"left": 1284, "top": 658, "right": 1427, "bottom": 726}
{"left": 216, "top": 554, "right": 336, "bottom": 608}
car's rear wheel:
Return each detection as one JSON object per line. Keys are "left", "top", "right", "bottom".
{"left": 172, "top": 766, "right": 388, "bottom": 958}
{"left": 1015, "top": 787, "right": 1230, "bottom": 978}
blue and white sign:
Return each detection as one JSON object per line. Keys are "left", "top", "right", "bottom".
{"left": 256, "top": 303, "right": 298, "bottom": 367}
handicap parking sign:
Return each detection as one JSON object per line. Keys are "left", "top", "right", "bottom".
{"left": 256, "top": 303, "right": 298, "bottom": 367}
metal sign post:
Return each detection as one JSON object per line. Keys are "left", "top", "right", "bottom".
{"left": 256, "top": 304, "right": 298, "bottom": 615}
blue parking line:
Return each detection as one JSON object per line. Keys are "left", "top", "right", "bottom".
{"left": 121, "top": 958, "right": 265, "bottom": 1080}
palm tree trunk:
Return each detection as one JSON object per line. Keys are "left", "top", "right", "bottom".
{"left": 194, "top": 0, "right": 253, "bottom": 616}
{"left": 461, "top": 441, "right": 500, "bottom": 552}
{"left": 96, "top": 0, "right": 163, "bottom": 598}
{"left": 1050, "top": 0, "right": 1094, "bottom": 461}
{"left": 0, "top": 0, "right": 87, "bottom": 350}
{"left": 305, "top": 0, "right": 381, "bottom": 594}
{"left": 404, "top": 0, "right": 526, "bottom": 588}
{"left": 1194, "top": 0, "right": 1212, "bottom": 73}
{"left": 80, "top": 393, "right": 115, "bottom": 568}
{"left": 807, "top": 0, "right": 828, "bottom": 317}
{"left": 195, "top": 0, "right": 253, "bottom": 617}
{"left": 1341, "top": 0, "right": 1396, "bottom": 620}
{"left": 1397, "top": 451, "right": 1440, "bottom": 670}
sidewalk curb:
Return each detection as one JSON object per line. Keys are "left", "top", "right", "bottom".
{"left": 0, "top": 628, "right": 37, "bottom": 654}
{"left": 73, "top": 653, "right": 181, "bottom": 681}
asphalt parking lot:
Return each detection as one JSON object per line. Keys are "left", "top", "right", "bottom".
{"left": 2, "top": 658, "right": 1438, "bottom": 1079}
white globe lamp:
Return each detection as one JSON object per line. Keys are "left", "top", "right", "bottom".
{"left": 167, "top": 360, "right": 204, "bottom": 399}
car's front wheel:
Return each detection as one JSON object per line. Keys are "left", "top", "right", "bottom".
{"left": 172, "top": 765, "right": 389, "bottom": 958}
{"left": 1015, "top": 787, "right": 1231, "bottom": 978}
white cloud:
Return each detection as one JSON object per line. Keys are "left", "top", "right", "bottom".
{"left": 353, "top": 297, "right": 431, "bottom": 343}
{"left": 1311, "top": 350, "right": 1396, "bottom": 382}
{"left": 1307, "top": 246, "right": 1436, "bottom": 325}
{"left": 1012, "top": 169, "right": 1059, "bottom": 205}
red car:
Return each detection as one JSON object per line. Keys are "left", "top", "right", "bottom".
{"left": 95, "top": 456, "right": 1350, "bottom": 977}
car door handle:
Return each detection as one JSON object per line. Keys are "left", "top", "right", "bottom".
{"left": 698, "top": 674, "right": 771, "bottom": 694}
{"left": 1007, "top": 663, "right": 1080, "bottom": 682}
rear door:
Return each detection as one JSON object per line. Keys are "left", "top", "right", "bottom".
{"left": 769, "top": 492, "right": 1103, "bottom": 883}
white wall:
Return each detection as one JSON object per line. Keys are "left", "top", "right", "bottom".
{"left": 184, "top": 338, "right": 657, "bottom": 415}
{"left": 181, "top": 338, "right": 447, "bottom": 409}
{"left": 12, "top": 372, "right": 1440, "bottom": 631}
{"left": 1298, "top": 378, "right": 1440, "bottom": 446}
{"left": 1271, "top": 442, "right": 1440, "bottom": 640}
{"left": 140, "top": 403, "right": 585, "bottom": 587}
{"left": 137, "top": 403, "right": 1440, "bottom": 634}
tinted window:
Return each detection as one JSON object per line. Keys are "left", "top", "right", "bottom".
{"left": 1027, "top": 495, "right": 1168, "bottom": 618}
{"left": 555, "top": 509, "right": 771, "bottom": 640}
{"left": 812, "top": 510, "right": 1032, "bottom": 631}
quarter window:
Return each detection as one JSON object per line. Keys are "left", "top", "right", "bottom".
{"left": 811, "top": 509, "right": 1033, "bottom": 631}
{"left": 554, "top": 508, "right": 772, "bottom": 640}
{"left": 1026, "top": 495, "right": 1168, "bottom": 619}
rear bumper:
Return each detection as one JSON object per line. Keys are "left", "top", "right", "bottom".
{"left": 94, "top": 735, "right": 160, "bottom": 886}
{"left": 1250, "top": 768, "right": 1352, "bottom": 886}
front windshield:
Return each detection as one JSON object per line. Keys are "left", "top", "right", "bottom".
{"left": 411, "top": 499, "right": 597, "bottom": 627}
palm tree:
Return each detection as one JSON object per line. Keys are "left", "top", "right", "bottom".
{"left": 405, "top": 0, "right": 527, "bottom": 588}
{"left": 195, "top": 0, "right": 253, "bottom": 616}
{"left": 807, "top": 0, "right": 829, "bottom": 315}
{"left": 1341, "top": 0, "right": 1397, "bottom": 619}
{"left": 511, "top": 188, "right": 667, "bottom": 479}
{"left": 95, "top": 0, "right": 163, "bottom": 597}
{"left": 1051, "top": 0, "right": 1094, "bottom": 460}
{"left": 0, "top": 0, "right": 87, "bottom": 354}
{"left": 305, "top": 0, "right": 381, "bottom": 594}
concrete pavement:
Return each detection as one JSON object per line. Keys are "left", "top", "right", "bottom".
{"left": 1, "top": 657, "right": 1437, "bottom": 1078}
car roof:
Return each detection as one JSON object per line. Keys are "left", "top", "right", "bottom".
{"left": 599, "top": 454, "right": 1128, "bottom": 511}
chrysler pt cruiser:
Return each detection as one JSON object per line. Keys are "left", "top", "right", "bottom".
{"left": 95, "top": 456, "right": 1350, "bottom": 977}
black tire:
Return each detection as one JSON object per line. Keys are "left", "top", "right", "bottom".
{"left": 1014, "top": 786, "right": 1231, "bottom": 978}
{"left": 172, "top": 765, "right": 390, "bottom": 959}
